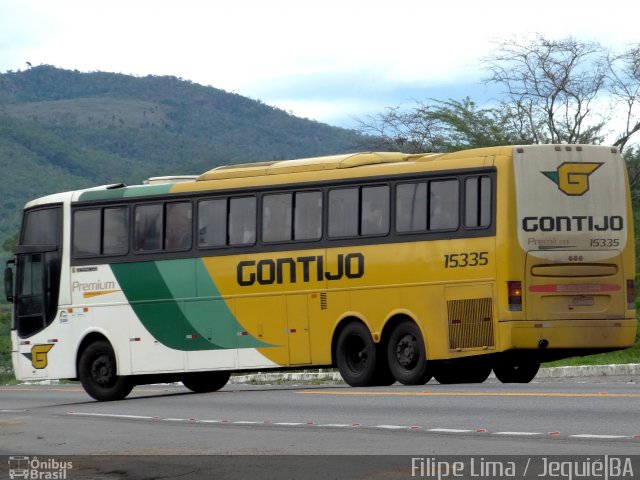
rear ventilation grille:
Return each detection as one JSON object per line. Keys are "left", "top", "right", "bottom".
{"left": 447, "top": 298, "right": 495, "bottom": 350}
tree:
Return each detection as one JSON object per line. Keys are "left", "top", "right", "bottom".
{"left": 356, "top": 97, "right": 528, "bottom": 153}
{"left": 608, "top": 45, "right": 640, "bottom": 152}
{"left": 2, "top": 233, "right": 17, "bottom": 253}
{"left": 483, "top": 35, "right": 608, "bottom": 146}
{"left": 357, "top": 35, "right": 640, "bottom": 155}
{"left": 623, "top": 146, "right": 640, "bottom": 205}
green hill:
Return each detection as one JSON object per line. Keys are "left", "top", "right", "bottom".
{"left": 0, "top": 65, "right": 374, "bottom": 246}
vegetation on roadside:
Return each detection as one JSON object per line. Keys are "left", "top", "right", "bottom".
{"left": 0, "top": 308, "right": 16, "bottom": 384}
{"left": 543, "top": 325, "right": 640, "bottom": 368}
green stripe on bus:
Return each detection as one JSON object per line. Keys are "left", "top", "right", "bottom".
{"left": 77, "top": 184, "right": 174, "bottom": 202}
{"left": 110, "top": 259, "right": 269, "bottom": 351}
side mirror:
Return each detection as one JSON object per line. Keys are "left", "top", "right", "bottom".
{"left": 4, "top": 260, "right": 15, "bottom": 302}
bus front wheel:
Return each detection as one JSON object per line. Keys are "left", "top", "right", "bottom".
{"left": 336, "top": 322, "right": 379, "bottom": 387}
{"left": 78, "top": 340, "right": 133, "bottom": 401}
{"left": 387, "top": 320, "right": 431, "bottom": 385}
{"left": 182, "top": 371, "right": 231, "bottom": 393}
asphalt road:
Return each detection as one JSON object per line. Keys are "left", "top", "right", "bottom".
{"left": 1, "top": 378, "right": 639, "bottom": 478}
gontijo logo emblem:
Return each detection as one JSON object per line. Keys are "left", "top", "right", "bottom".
{"left": 20, "top": 344, "right": 55, "bottom": 369}
{"left": 542, "top": 162, "right": 603, "bottom": 196}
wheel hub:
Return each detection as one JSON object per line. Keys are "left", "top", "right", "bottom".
{"left": 396, "top": 335, "right": 417, "bottom": 368}
{"left": 92, "top": 355, "right": 114, "bottom": 386}
{"left": 346, "top": 337, "right": 368, "bottom": 371}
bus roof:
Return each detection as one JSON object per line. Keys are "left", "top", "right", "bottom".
{"left": 52, "top": 145, "right": 622, "bottom": 205}
{"left": 196, "top": 152, "right": 444, "bottom": 181}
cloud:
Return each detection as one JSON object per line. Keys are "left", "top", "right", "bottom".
{"left": 1, "top": 0, "right": 637, "bottom": 128}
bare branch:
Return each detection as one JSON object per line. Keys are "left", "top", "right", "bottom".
{"left": 608, "top": 44, "right": 640, "bottom": 152}
{"left": 483, "top": 34, "right": 608, "bottom": 145}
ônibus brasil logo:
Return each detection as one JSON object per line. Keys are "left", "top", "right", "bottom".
{"left": 542, "top": 162, "right": 603, "bottom": 196}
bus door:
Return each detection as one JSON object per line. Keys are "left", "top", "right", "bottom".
{"left": 11, "top": 245, "right": 62, "bottom": 337}
{"left": 5, "top": 206, "right": 62, "bottom": 378}
{"left": 9, "top": 206, "right": 63, "bottom": 337}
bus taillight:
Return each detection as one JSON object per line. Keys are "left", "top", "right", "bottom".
{"left": 508, "top": 281, "right": 522, "bottom": 311}
{"left": 627, "top": 280, "right": 635, "bottom": 309}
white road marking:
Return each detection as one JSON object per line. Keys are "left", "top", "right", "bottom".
{"left": 64, "top": 412, "right": 639, "bottom": 441}
{"left": 67, "top": 412, "right": 154, "bottom": 420}
{"left": 428, "top": 428, "right": 474, "bottom": 433}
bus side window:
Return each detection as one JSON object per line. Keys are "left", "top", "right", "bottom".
{"left": 73, "top": 209, "right": 101, "bottom": 256}
{"left": 103, "top": 207, "right": 129, "bottom": 255}
{"left": 465, "top": 176, "right": 492, "bottom": 228}
{"left": 396, "top": 182, "right": 427, "bottom": 232}
{"left": 135, "top": 204, "right": 163, "bottom": 252}
{"left": 73, "top": 207, "right": 129, "bottom": 257}
{"left": 229, "top": 197, "right": 256, "bottom": 245}
{"left": 165, "top": 202, "right": 192, "bottom": 250}
{"left": 294, "top": 191, "right": 322, "bottom": 241}
{"left": 198, "top": 199, "right": 227, "bottom": 247}
{"left": 328, "top": 188, "right": 358, "bottom": 238}
{"left": 429, "top": 179, "right": 459, "bottom": 230}
{"left": 361, "top": 185, "right": 389, "bottom": 236}
{"left": 263, "top": 193, "right": 293, "bottom": 242}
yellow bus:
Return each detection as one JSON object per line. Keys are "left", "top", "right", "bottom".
{"left": 4, "top": 144, "right": 636, "bottom": 401}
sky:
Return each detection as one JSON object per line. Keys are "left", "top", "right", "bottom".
{"left": 1, "top": 0, "right": 638, "bottom": 129}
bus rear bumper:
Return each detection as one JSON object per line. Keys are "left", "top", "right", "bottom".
{"left": 499, "top": 318, "right": 637, "bottom": 350}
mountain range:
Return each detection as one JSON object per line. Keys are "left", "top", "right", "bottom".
{"left": 0, "top": 65, "right": 374, "bottom": 247}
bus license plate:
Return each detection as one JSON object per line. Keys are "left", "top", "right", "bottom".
{"left": 571, "top": 296, "right": 594, "bottom": 307}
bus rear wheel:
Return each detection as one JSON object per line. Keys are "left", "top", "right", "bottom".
{"left": 336, "top": 322, "right": 379, "bottom": 387}
{"left": 367, "top": 343, "right": 396, "bottom": 386}
{"left": 387, "top": 320, "right": 431, "bottom": 385}
{"left": 78, "top": 340, "right": 133, "bottom": 401}
{"left": 493, "top": 357, "right": 540, "bottom": 383}
{"left": 433, "top": 361, "right": 491, "bottom": 384}
{"left": 182, "top": 371, "right": 231, "bottom": 393}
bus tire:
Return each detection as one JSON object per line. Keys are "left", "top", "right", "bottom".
{"left": 336, "top": 322, "right": 378, "bottom": 387}
{"left": 463, "top": 362, "right": 492, "bottom": 383}
{"left": 78, "top": 340, "right": 133, "bottom": 401}
{"left": 387, "top": 320, "right": 431, "bottom": 385}
{"left": 493, "top": 358, "right": 540, "bottom": 383}
{"left": 433, "top": 363, "right": 459, "bottom": 384}
{"left": 182, "top": 371, "right": 231, "bottom": 393}
{"left": 366, "top": 343, "right": 396, "bottom": 386}
{"left": 433, "top": 361, "right": 491, "bottom": 384}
